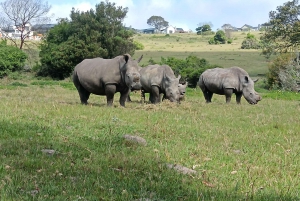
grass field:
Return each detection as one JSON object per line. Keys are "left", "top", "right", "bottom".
{"left": 0, "top": 32, "right": 300, "bottom": 200}
{"left": 133, "top": 32, "right": 272, "bottom": 76}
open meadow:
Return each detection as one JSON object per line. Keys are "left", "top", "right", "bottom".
{"left": 0, "top": 32, "right": 300, "bottom": 200}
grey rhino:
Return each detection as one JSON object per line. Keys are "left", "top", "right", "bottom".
{"left": 73, "top": 54, "right": 142, "bottom": 107}
{"left": 162, "top": 82, "right": 188, "bottom": 101}
{"left": 198, "top": 67, "right": 261, "bottom": 104}
{"left": 140, "top": 64, "right": 181, "bottom": 104}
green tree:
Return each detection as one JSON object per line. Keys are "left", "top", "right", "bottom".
{"left": 147, "top": 16, "right": 169, "bottom": 31}
{"left": 196, "top": 24, "right": 212, "bottom": 35}
{"left": 0, "top": 40, "right": 27, "bottom": 78}
{"left": 37, "top": 1, "right": 136, "bottom": 79}
{"left": 261, "top": 0, "right": 300, "bottom": 56}
{"left": 208, "top": 30, "right": 226, "bottom": 44}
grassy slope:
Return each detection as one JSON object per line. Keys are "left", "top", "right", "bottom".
{"left": 133, "top": 32, "right": 272, "bottom": 76}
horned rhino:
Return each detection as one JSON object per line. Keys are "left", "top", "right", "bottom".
{"left": 73, "top": 54, "right": 142, "bottom": 107}
{"left": 140, "top": 64, "right": 181, "bottom": 104}
{"left": 198, "top": 67, "right": 261, "bottom": 104}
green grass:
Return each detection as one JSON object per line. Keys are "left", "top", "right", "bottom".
{"left": 0, "top": 77, "right": 299, "bottom": 200}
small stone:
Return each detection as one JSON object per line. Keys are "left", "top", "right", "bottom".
{"left": 41, "top": 149, "right": 55, "bottom": 155}
{"left": 166, "top": 163, "right": 197, "bottom": 175}
{"left": 124, "top": 135, "right": 147, "bottom": 146}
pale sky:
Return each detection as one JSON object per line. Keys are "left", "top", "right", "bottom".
{"left": 1, "top": 0, "right": 289, "bottom": 31}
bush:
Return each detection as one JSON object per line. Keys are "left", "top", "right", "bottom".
{"left": 267, "top": 53, "right": 300, "bottom": 91}
{"left": 241, "top": 33, "right": 262, "bottom": 49}
{"left": 0, "top": 40, "right": 27, "bottom": 78}
{"left": 147, "top": 55, "right": 219, "bottom": 87}
{"left": 133, "top": 41, "right": 145, "bottom": 50}
{"left": 227, "top": 39, "right": 233, "bottom": 44}
{"left": 208, "top": 30, "right": 226, "bottom": 45}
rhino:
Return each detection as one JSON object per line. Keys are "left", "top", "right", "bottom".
{"left": 161, "top": 82, "right": 188, "bottom": 101}
{"left": 73, "top": 54, "right": 142, "bottom": 107}
{"left": 198, "top": 67, "right": 261, "bottom": 104}
{"left": 139, "top": 64, "right": 181, "bottom": 104}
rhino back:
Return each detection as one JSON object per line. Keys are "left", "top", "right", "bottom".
{"left": 74, "top": 58, "right": 122, "bottom": 95}
{"left": 201, "top": 67, "right": 242, "bottom": 94}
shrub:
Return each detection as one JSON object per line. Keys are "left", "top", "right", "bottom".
{"left": 133, "top": 41, "right": 145, "bottom": 50}
{"left": 241, "top": 33, "right": 262, "bottom": 49}
{"left": 267, "top": 53, "right": 300, "bottom": 91}
{"left": 227, "top": 38, "right": 233, "bottom": 44}
{"left": 0, "top": 40, "right": 27, "bottom": 78}
{"left": 208, "top": 30, "right": 226, "bottom": 45}
{"left": 147, "top": 55, "right": 219, "bottom": 87}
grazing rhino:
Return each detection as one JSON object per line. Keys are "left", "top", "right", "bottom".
{"left": 73, "top": 54, "right": 142, "bottom": 107}
{"left": 198, "top": 67, "right": 261, "bottom": 104}
{"left": 161, "top": 82, "right": 188, "bottom": 101}
{"left": 140, "top": 64, "right": 181, "bottom": 104}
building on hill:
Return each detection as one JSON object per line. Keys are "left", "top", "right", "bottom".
{"left": 161, "top": 25, "right": 176, "bottom": 34}
{"left": 240, "top": 24, "right": 258, "bottom": 31}
{"left": 176, "top": 28, "right": 185, "bottom": 33}
{"left": 0, "top": 23, "right": 33, "bottom": 39}
{"left": 32, "top": 24, "right": 56, "bottom": 34}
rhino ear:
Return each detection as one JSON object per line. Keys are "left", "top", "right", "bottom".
{"left": 123, "top": 54, "right": 129, "bottom": 63}
{"left": 244, "top": 76, "right": 249, "bottom": 83}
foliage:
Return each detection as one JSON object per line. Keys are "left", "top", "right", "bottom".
{"left": 133, "top": 40, "right": 144, "bottom": 50}
{"left": 0, "top": 40, "right": 27, "bottom": 78}
{"left": 208, "top": 30, "right": 226, "bottom": 44}
{"left": 148, "top": 55, "right": 218, "bottom": 87}
{"left": 266, "top": 53, "right": 300, "bottom": 91}
{"left": 260, "top": 0, "right": 300, "bottom": 57}
{"left": 0, "top": 0, "right": 51, "bottom": 49}
{"left": 36, "top": 1, "right": 136, "bottom": 79}
{"left": 147, "top": 16, "right": 169, "bottom": 31}
{"left": 241, "top": 33, "right": 262, "bottom": 49}
{"left": 196, "top": 24, "right": 212, "bottom": 35}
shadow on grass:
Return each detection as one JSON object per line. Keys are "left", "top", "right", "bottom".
{"left": 0, "top": 120, "right": 297, "bottom": 201}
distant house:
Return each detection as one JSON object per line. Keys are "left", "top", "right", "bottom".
{"left": 0, "top": 23, "right": 33, "bottom": 39}
{"left": 176, "top": 28, "right": 185, "bottom": 33}
{"left": 240, "top": 24, "right": 258, "bottom": 31}
{"left": 32, "top": 24, "right": 56, "bottom": 34}
{"left": 161, "top": 25, "right": 176, "bottom": 34}
{"left": 140, "top": 28, "right": 156, "bottom": 34}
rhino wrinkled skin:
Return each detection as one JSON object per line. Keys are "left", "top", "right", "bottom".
{"left": 73, "top": 54, "right": 142, "bottom": 107}
{"left": 198, "top": 67, "right": 262, "bottom": 104}
{"left": 140, "top": 64, "right": 181, "bottom": 104}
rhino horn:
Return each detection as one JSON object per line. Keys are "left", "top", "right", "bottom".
{"left": 137, "top": 55, "right": 143, "bottom": 63}
{"left": 253, "top": 78, "right": 259, "bottom": 83}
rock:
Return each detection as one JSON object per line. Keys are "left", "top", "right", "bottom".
{"left": 166, "top": 163, "right": 197, "bottom": 175}
{"left": 124, "top": 135, "right": 147, "bottom": 146}
{"left": 41, "top": 149, "right": 55, "bottom": 155}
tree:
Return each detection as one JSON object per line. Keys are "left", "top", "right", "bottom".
{"left": 0, "top": 40, "right": 27, "bottom": 78}
{"left": 147, "top": 16, "right": 169, "bottom": 31}
{"left": 261, "top": 0, "right": 300, "bottom": 56}
{"left": 196, "top": 24, "right": 212, "bottom": 35}
{"left": 209, "top": 30, "right": 226, "bottom": 44}
{"left": 0, "top": 0, "right": 51, "bottom": 49}
{"left": 37, "top": 1, "right": 136, "bottom": 79}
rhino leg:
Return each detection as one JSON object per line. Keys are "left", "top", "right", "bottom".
{"left": 119, "top": 90, "right": 130, "bottom": 107}
{"left": 127, "top": 94, "right": 132, "bottom": 102}
{"left": 202, "top": 90, "right": 213, "bottom": 103}
{"left": 150, "top": 86, "right": 160, "bottom": 104}
{"left": 235, "top": 92, "right": 243, "bottom": 104}
{"left": 105, "top": 84, "right": 117, "bottom": 106}
{"left": 76, "top": 85, "right": 90, "bottom": 105}
{"left": 224, "top": 88, "right": 233, "bottom": 103}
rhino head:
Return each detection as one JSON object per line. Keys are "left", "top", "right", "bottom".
{"left": 178, "top": 82, "right": 188, "bottom": 101}
{"left": 120, "top": 54, "right": 142, "bottom": 90}
{"left": 241, "top": 76, "right": 262, "bottom": 104}
{"left": 164, "top": 74, "right": 181, "bottom": 103}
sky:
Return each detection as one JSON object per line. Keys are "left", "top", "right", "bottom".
{"left": 1, "top": 0, "right": 289, "bottom": 31}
